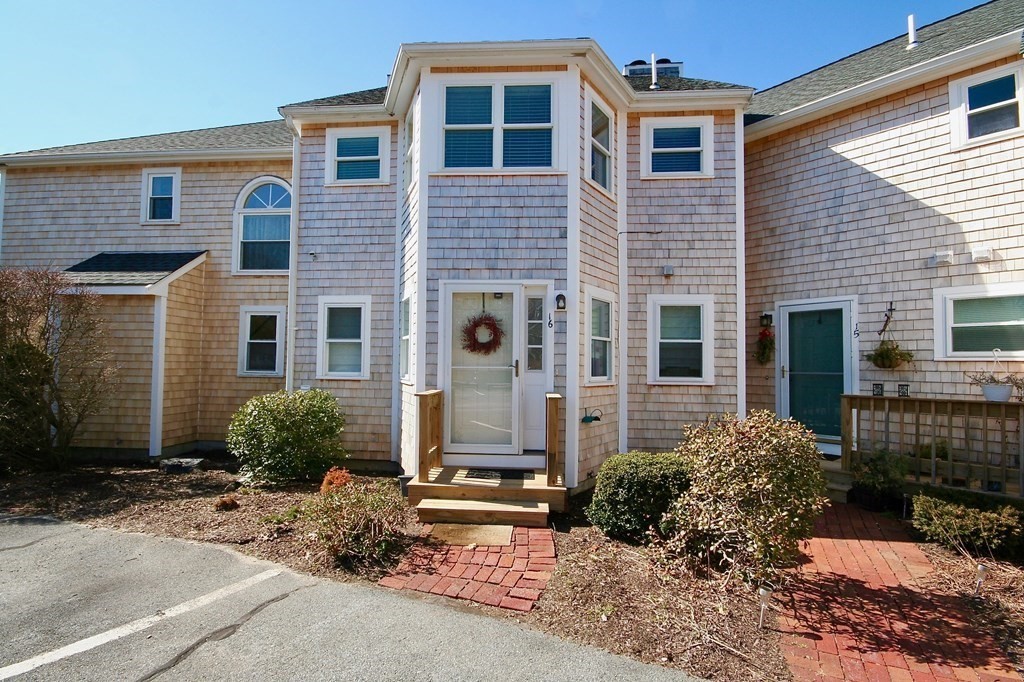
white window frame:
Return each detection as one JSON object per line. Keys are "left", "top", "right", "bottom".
{"left": 324, "top": 126, "right": 391, "bottom": 187}
{"left": 585, "top": 87, "right": 614, "bottom": 196}
{"left": 949, "top": 63, "right": 1024, "bottom": 149}
{"left": 647, "top": 294, "right": 715, "bottom": 385}
{"left": 399, "top": 296, "right": 411, "bottom": 381}
{"left": 317, "top": 295, "right": 372, "bottom": 380}
{"left": 237, "top": 305, "right": 285, "bottom": 377}
{"left": 933, "top": 283, "right": 1024, "bottom": 360}
{"left": 140, "top": 167, "right": 181, "bottom": 224}
{"left": 232, "top": 176, "right": 292, "bottom": 276}
{"left": 585, "top": 286, "right": 615, "bottom": 385}
{"left": 640, "top": 116, "right": 714, "bottom": 179}
{"left": 439, "top": 75, "right": 560, "bottom": 172}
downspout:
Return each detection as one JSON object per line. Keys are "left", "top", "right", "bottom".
{"left": 734, "top": 108, "right": 747, "bottom": 417}
{"left": 284, "top": 120, "right": 301, "bottom": 392}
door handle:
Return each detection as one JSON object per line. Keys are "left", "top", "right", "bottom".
{"left": 781, "top": 365, "right": 787, "bottom": 378}
{"left": 509, "top": 359, "right": 519, "bottom": 377}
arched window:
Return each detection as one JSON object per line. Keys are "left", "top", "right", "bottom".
{"left": 234, "top": 178, "right": 291, "bottom": 273}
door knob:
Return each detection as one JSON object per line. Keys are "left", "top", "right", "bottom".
{"left": 509, "top": 359, "right": 519, "bottom": 377}
{"left": 781, "top": 365, "right": 787, "bottom": 378}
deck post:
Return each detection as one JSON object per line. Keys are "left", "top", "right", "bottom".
{"left": 840, "top": 395, "right": 853, "bottom": 472}
{"left": 416, "top": 389, "right": 443, "bottom": 483}
{"left": 545, "top": 393, "right": 563, "bottom": 487}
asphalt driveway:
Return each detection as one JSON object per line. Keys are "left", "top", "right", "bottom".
{"left": 0, "top": 515, "right": 697, "bottom": 681}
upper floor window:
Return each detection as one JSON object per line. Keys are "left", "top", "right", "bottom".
{"left": 325, "top": 126, "right": 391, "bottom": 186}
{"left": 934, "top": 284, "right": 1024, "bottom": 360}
{"left": 234, "top": 178, "right": 291, "bottom": 274}
{"left": 588, "top": 93, "right": 613, "bottom": 192}
{"left": 443, "top": 83, "right": 552, "bottom": 170}
{"left": 141, "top": 168, "right": 181, "bottom": 224}
{"left": 950, "top": 65, "right": 1024, "bottom": 147}
{"left": 640, "top": 116, "right": 714, "bottom": 179}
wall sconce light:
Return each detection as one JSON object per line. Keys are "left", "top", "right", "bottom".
{"left": 581, "top": 408, "right": 603, "bottom": 424}
{"left": 555, "top": 293, "right": 567, "bottom": 311}
{"left": 759, "top": 313, "right": 773, "bottom": 328}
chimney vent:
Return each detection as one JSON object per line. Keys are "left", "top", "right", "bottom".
{"left": 907, "top": 14, "right": 919, "bottom": 50}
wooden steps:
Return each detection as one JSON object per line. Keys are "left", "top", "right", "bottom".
{"left": 416, "top": 498, "right": 550, "bottom": 528}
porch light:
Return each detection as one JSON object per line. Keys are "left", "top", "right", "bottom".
{"left": 555, "top": 293, "right": 567, "bottom": 311}
{"left": 759, "top": 313, "right": 773, "bottom": 328}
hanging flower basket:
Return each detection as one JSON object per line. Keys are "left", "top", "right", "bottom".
{"left": 460, "top": 312, "right": 505, "bottom": 355}
{"left": 865, "top": 339, "right": 913, "bottom": 369}
{"left": 966, "top": 350, "right": 1021, "bottom": 402}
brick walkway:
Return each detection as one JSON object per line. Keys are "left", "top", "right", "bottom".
{"left": 780, "top": 504, "right": 1021, "bottom": 682}
{"left": 378, "top": 525, "right": 555, "bottom": 612}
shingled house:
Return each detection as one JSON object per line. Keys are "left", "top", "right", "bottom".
{"left": 2, "top": 0, "right": 1023, "bottom": 521}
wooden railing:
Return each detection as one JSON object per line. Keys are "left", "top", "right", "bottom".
{"left": 546, "top": 393, "right": 563, "bottom": 486}
{"left": 416, "top": 389, "right": 443, "bottom": 483}
{"left": 841, "top": 394, "right": 1024, "bottom": 496}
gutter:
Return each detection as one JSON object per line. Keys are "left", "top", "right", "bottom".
{"left": 0, "top": 147, "right": 291, "bottom": 168}
{"left": 746, "top": 29, "right": 1024, "bottom": 143}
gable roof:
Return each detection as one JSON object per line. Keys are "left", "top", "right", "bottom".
{"left": 0, "top": 121, "right": 292, "bottom": 165}
{"left": 749, "top": 0, "right": 1024, "bottom": 119}
{"left": 65, "top": 251, "right": 207, "bottom": 287}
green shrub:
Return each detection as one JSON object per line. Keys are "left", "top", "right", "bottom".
{"left": 226, "top": 389, "right": 347, "bottom": 485}
{"left": 586, "top": 451, "right": 691, "bottom": 542}
{"left": 660, "top": 411, "right": 828, "bottom": 585}
{"left": 305, "top": 479, "right": 409, "bottom": 568}
{"left": 912, "top": 493, "right": 1021, "bottom": 557}
{"left": 850, "top": 449, "right": 907, "bottom": 511}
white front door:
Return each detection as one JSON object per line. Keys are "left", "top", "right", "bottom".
{"left": 778, "top": 298, "right": 855, "bottom": 456}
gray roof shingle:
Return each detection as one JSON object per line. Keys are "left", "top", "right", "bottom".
{"left": 65, "top": 251, "right": 206, "bottom": 286}
{"left": 2, "top": 121, "right": 291, "bottom": 160}
{"left": 750, "top": 0, "right": 1024, "bottom": 118}
{"left": 284, "top": 87, "right": 389, "bottom": 108}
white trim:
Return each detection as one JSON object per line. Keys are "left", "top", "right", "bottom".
{"left": 616, "top": 109, "right": 628, "bottom": 454}
{"left": 0, "top": 147, "right": 290, "bottom": 168}
{"left": 415, "top": 70, "right": 432, "bottom": 395}
{"left": 584, "top": 85, "right": 614, "bottom": 197}
{"left": 435, "top": 72, "right": 569, "bottom": 173}
{"left": 316, "top": 295, "right": 372, "bottom": 380}
{"left": 746, "top": 30, "right": 1024, "bottom": 143}
{"left": 149, "top": 295, "right": 167, "bottom": 457}
{"left": 565, "top": 65, "right": 582, "bottom": 488}
{"left": 948, "top": 62, "right": 1024, "bottom": 150}
{"left": 237, "top": 305, "right": 286, "bottom": 377}
{"left": 933, "top": 282, "right": 1024, "bottom": 360}
{"left": 324, "top": 125, "right": 391, "bottom": 186}
{"left": 391, "top": 119, "right": 407, "bottom": 463}
{"left": 140, "top": 167, "right": 181, "bottom": 225}
{"left": 646, "top": 294, "right": 715, "bottom": 385}
{"left": 285, "top": 132, "right": 301, "bottom": 393}
{"left": 0, "top": 168, "right": 5, "bottom": 262}
{"left": 734, "top": 107, "right": 747, "bottom": 416}
{"left": 640, "top": 116, "right": 714, "bottom": 179}
{"left": 231, "top": 175, "right": 292, "bottom": 275}
{"left": 585, "top": 286, "right": 616, "bottom": 385}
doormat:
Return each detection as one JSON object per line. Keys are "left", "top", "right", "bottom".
{"left": 465, "top": 469, "right": 535, "bottom": 481}
{"left": 429, "top": 523, "right": 513, "bottom": 547}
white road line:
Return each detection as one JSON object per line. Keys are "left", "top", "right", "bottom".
{"left": 0, "top": 568, "right": 282, "bottom": 680}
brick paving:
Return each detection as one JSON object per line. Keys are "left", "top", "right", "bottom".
{"left": 378, "top": 525, "right": 555, "bottom": 612}
{"left": 780, "top": 503, "right": 1021, "bottom": 682}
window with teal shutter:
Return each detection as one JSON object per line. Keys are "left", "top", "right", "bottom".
{"left": 651, "top": 127, "right": 702, "bottom": 173}
{"left": 443, "top": 83, "right": 554, "bottom": 169}
{"left": 336, "top": 136, "right": 381, "bottom": 181}
{"left": 445, "top": 86, "right": 493, "bottom": 168}
{"left": 951, "top": 295, "right": 1024, "bottom": 352}
{"left": 503, "top": 85, "right": 551, "bottom": 167}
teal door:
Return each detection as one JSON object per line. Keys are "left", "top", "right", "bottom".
{"left": 779, "top": 301, "right": 852, "bottom": 454}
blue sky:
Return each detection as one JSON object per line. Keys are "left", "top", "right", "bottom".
{"left": 0, "top": 0, "right": 980, "bottom": 154}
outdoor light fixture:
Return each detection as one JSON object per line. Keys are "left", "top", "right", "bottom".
{"left": 975, "top": 563, "right": 988, "bottom": 595}
{"left": 758, "top": 587, "right": 772, "bottom": 629}
{"left": 555, "top": 293, "right": 567, "bottom": 311}
{"left": 759, "top": 313, "right": 773, "bottom": 328}
{"left": 581, "top": 408, "right": 603, "bottom": 424}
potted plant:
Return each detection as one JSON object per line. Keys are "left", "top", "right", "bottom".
{"left": 866, "top": 339, "right": 913, "bottom": 369}
{"left": 966, "top": 371, "right": 1015, "bottom": 402}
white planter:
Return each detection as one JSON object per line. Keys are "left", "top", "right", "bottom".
{"left": 982, "top": 384, "right": 1013, "bottom": 402}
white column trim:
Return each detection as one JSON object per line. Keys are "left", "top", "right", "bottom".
{"left": 565, "top": 65, "right": 582, "bottom": 488}
{"left": 149, "top": 294, "right": 168, "bottom": 457}
{"left": 734, "top": 108, "right": 747, "bottom": 417}
{"left": 285, "top": 130, "right": 302, "bottom": 392}
{"left": 616, "top": 107, "right": 628, "bottom": 454}
{"left": 390, "top": 121, "right": 405, "bottom": 462}
{"left": 0, "top": 168, "right": 6, "bottom": 262}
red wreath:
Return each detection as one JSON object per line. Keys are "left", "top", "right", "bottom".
{"left": 461, "top": 312, "right": 506, "bottom": 355}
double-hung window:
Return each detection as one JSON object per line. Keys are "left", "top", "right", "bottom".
{"left": 325, "top": 126, "right": 390, "bottom": 185}
{"left": 640, "top": 116, "right": 714, "bottom": 178}
{"left": 141, "top": 168, "right": 181, "bottom": 223}
{"left": 235, "top": 179, "right": 291, "bottom": 273}
{"left": 443, "top": 83, "right": 553, "bottom": 169}
{"left": 238, "top": 306, "right": 284, "bottom": 376}
{"left": 647, "top": 295, "right": 715, "bottom": 384}
{"left": 587, "top": 289, "right": 614, "bottom": 382}
{"left": 950, "top": 64, "right": 1024, "bottom": 147}
{"left": 589, "top": 102, "right": 612, "bottom": 191}
{"left": 317, "top": 296, "right": 371, "bottom": 379}
{"left": 399, "top": 297, "right": 411, "bottom": 380}
{"left": 934, "top": 284, "right": 1024, "bottom": 359}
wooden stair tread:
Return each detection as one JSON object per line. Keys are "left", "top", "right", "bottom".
{"left": 416, "top": 498, "right": 550, "bottom": 527}
{"left": 417, "top": 498, "right": 549, "bottom": 512}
